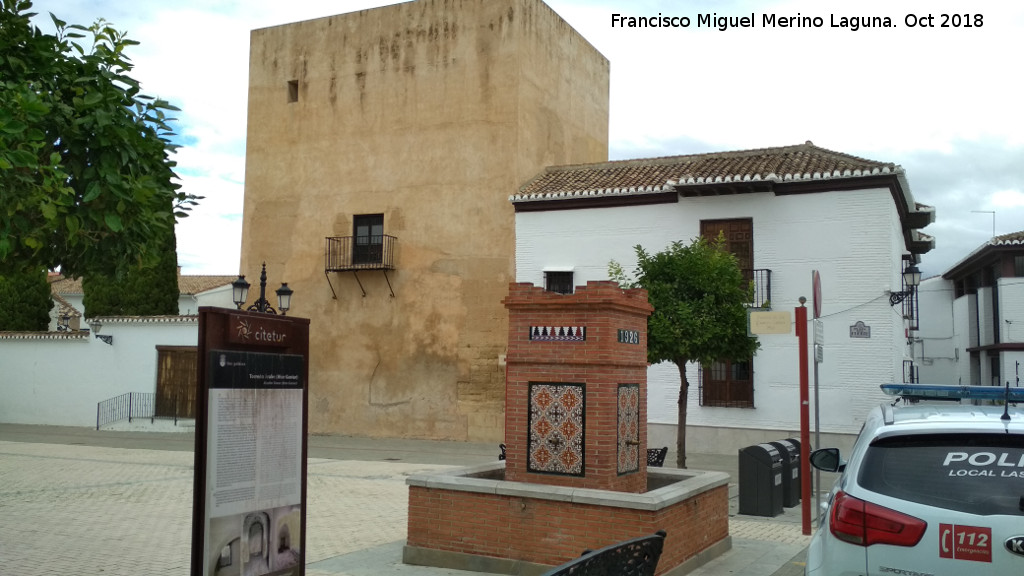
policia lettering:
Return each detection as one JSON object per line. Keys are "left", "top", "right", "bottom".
{"left": 944, "top": 452, "right": 1024, "bottom": 477}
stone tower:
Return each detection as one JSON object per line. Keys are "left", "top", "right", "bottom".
{"left": 241, "top": 0, "right": 609, "bottom": 440}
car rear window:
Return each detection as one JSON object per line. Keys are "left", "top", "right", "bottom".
{"left": 859, "top": 433, "right": 1024, "bottom": 516}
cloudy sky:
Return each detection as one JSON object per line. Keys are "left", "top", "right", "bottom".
{"left": 27, "top": 0, "right": 1024, "bottom": 278}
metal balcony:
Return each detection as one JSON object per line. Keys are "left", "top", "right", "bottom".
{"left": 743, "top": 268, "right": 772, "bottom": 309}
{"left": 324, "top": 235, "right": 396, "bottom": 297}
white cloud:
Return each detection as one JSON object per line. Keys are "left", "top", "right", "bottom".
{"left": 991, "top": 190, "right": 1024, "bottom": 208}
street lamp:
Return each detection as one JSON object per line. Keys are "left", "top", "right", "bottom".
{"left": 232, "top": 262, "right": 294, "bottom": 315}
{"left": 889, "top": 263, "right": 921, "bottom": 306}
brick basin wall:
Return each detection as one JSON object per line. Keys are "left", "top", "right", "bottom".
{"left": 405, "top": 466, "right": 730, "bottom": 575}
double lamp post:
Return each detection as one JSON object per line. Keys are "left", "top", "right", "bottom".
{"left": 232, "top": 262, "right": 293, "bottom": 315}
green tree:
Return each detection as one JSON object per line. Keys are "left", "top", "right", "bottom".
{"left": 0, "top": 0, "right": 199, "bottom": 278}
{"left": 0, "top": 268, "right": 52, "bottom": 330}
{"left": 611, "top": 235, "right": 760, "bottom": 468}
{"left": 82, "top": 223, "right": 179, "bottom": 316}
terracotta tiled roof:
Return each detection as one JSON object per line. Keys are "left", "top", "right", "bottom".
{"left": 49, "top": 276, "right": 83, "bottom": 295}
{"left": 177, "top": 275, "right": 236, "bottom": 295}
{"left": 52, "top": 293, "right": 81, "bottom": 319}
{"left": 513, "top": 141, "right": 901, "bottom": 201}
{"left": 48, "top": 274, "right": 234, "bottom": 296}
{"left": 943, "top": 229, "right": 1024, "bottom": 278}
{"left": 992, "top": 230, "right": 1024, "bottom": 245}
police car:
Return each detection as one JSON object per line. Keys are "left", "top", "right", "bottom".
{"left": 805, "top": 383, "right": 1024, "bottom": 576}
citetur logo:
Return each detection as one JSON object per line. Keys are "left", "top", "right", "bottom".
{"left": 1007, "top": 536, "right": 1024, "bottom": 557}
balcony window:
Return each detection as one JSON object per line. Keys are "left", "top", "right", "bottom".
{"left": 353, "top": 214, "right": 384, "bottom": 265}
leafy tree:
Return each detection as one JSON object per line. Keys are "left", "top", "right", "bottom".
{"left": 0, "top": 268, "right": 52, "bottom": 330}
{"left": 611, "top": 235, "right": 760, "bottom": 468}
{"left": 0, "top": 0, "right": 199, "bottom": 279}
{"left": 82, "top": 223, "right": 179, "bottom": 316}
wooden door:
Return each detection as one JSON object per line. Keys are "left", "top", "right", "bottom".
{"left": 156, "top": 346, "right": 198, "bottom": 418}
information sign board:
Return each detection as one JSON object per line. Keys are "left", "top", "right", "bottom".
{"left": 191, "top": 308, "right": 310, "bottom": 576}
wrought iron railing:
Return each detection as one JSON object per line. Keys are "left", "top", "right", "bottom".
{"left": 903, "top": 360, "right": 919, "bottom": 384}
{"left": 325, "top": 235, "right": 396, "bottom": 272}
{"left": 743, "top": 268, "right": 772, "bottom": 309}
{"left": 96, "top": 392, "right": 156, "bottom": 430}
{"left": 96, "top": 392, "right": 187, "bottom": 430}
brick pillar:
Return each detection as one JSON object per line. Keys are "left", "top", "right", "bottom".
{"left": 503, "top": 281, "right": 653, "bottom": 493}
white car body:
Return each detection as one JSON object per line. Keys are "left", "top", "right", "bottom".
{"left": 806, "top": 386, "right": 1024, "bottom": 576}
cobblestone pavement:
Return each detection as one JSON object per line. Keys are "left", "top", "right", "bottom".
{"left": 0, "top": 432, "right": 812, "bottom": 576}
{"left": 0, "top": 441, "right": 454, "bottom": 576}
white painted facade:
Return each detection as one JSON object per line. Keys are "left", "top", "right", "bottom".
{"left": 0, "top": 317, "right": 198, "bottom": 428}
{"left": 515, "top": 187, "right": 915, "bottom": 446}
{"left": 914, "top": 277, "right": 957, "bottom": 384}
{"left": 916, "top": 234, "right": 1024, "bottom": 390}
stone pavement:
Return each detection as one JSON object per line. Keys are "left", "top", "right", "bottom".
{"left": 0, "top": 424, "right": 815, "bottom": 576}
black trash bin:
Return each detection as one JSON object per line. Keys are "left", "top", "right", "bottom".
{"left": 738, "top": 443, "right": 784, "bottom": 517}
{"left": 769, "top": 439, "right": 801, "bottom": 508}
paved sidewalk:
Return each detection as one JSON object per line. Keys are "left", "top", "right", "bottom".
{"left": 0, "top": 424, "right": 813, "bottom": 575}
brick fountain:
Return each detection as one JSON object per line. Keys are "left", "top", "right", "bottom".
{"left": 404, "top": 282, "right": 731, "bottom": 575}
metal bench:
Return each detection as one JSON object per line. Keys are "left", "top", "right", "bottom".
{"left": 647, "top": 446, "right": 667, "bottom": 467}
{"left": 499, "top": 443, "right": 506, "bottom": 460}
{"left": 540, "top": 530, "right": 667, "bottom": 576}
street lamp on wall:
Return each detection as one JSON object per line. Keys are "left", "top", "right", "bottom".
{"left": 889, "top": 263, "right": 921, "bottom": 306}
{"left": 232, "top": 262, "right": 294, "bottom": 315}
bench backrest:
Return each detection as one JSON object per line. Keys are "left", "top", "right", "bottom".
{"left": 540, "top": 530, "right": 667, "bottom": 576}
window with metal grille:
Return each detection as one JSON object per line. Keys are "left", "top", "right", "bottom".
{"left": 545, "top": 271, "right": 574, "bottom": 294}
{"left": 700, "top": 218, "right": 755, "bottom": 407}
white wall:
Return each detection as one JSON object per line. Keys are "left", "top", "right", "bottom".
{"left": 916, "top": 276, "right": 956, "bottom": 384}
{"left": 179, "top": 285, "right": 235, "bottom": 315}
{"left": 977, "top": 286, "right": 995, "bottom": 347}
{"left": 515, "top": 187, "right": 908, "bottom": 437}
{"left": 999, "top": 278, "right": 1024, "bottom": 344}
{"left": 0, "top": 318, "right": 198, "bottom": 427}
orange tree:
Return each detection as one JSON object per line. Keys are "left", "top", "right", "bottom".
{"left": 0, "top": 0, "right": 198, "bottom": 278}
{"left": 611, "top": 235, "right": 759, "bottom": 468}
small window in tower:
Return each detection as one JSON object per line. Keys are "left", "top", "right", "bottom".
{"left": 287, "top": 80, "right": 298, "bottom": 103}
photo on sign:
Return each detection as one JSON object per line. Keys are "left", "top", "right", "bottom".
{"left": 207, "top": 505, "right": 301, "bottom": 576}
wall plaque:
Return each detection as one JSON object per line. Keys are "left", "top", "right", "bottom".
{"left": 850, "top": 321, "right": 871, "bottom": 338}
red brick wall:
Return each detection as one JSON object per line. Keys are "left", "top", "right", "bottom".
{"left": 502, "top": 281, "right": 653, "bottom": 492}
{"left": 407, "top": 484, "right": 729, "bottom": 574}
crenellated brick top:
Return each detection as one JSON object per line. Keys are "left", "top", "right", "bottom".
{"left": 503, "top": 281, "right": 652, "bottom": 313}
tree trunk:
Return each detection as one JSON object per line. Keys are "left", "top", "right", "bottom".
{"left": 675, "top": 359, "right": 689, "bottom": 469}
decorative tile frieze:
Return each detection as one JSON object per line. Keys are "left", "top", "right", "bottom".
{"left": 617, "top": 384, "right": 640, "bottom": 474}
{"left": 529, "top": 326, "right": 586, "bottom": 342}
{"left": 528, "top": 383, "right": 585, "bottom": 476}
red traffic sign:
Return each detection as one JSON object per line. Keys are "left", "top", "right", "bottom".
{"left": 812, "top": 270, "right": 822, "bottom": 319}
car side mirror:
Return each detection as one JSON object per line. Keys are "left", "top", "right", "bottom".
{"left": 809, "top": 448, "right": 845, "bottom": 473}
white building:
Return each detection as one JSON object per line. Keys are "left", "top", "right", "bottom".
{"left": 512, "top": 142, "right": 936, "bottom": 452}
{"left": 916, "top": 231, "right": 1024, "bottom": 388}
{"left": 0, "top": 272, "right": 236, "bottom": 428}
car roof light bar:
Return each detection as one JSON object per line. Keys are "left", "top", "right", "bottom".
{"left": 880, "top": 383, "right": 1024, "bottom": 404}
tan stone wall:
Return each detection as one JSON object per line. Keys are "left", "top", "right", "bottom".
{"left": 241, "top": 0, "right": 609, "bottom": 441}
